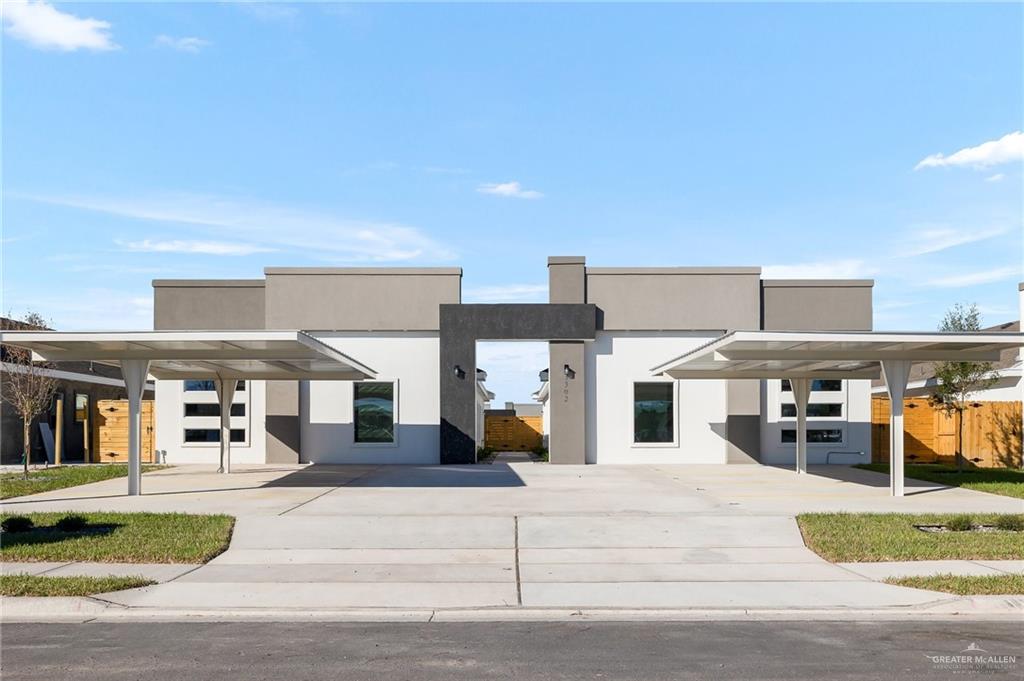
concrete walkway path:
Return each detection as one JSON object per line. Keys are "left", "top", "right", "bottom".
{"left": 3, "top": 462, "right": 1022, "bottom": 616}
{"left": 1, "top": 561, "right": 198, "bottom": 581}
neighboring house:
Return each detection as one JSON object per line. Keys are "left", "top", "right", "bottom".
{"left": 151, "top": 258, "right": 876, "bottom": 466}
{"left": 0, "top": 317, "right": 154, "bottom": 465}
{"left": 475, "top": 369, "right": 495, "bottom": 450}
{"left": 870, "top": 283, "right": 1024, "bottom": 402}
{"left": 533, "top": 369, "right": 551, "bottom": 449}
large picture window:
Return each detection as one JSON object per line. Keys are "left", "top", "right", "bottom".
{"left": 354, "top": 382, "right": 396, "bottom": 444}
{"left": 633, "top": 382, "right": 674, "bottom": 444}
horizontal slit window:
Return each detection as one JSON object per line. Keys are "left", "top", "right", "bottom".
{"left": 780, "top": 403, "right": 842, "bottom": 418}
{"left": 184, "top": 380, "right": 246, "bottom": 392}
{"left": 781, "top": 428, "right": 843, "bottom": 444}
{"left": 184, "top": 429, "right": 245, "bottom": 443}
{"left": 781, "top": 379, "right": 841, "bottom": 392}
{"left": 184, "top": 403, "right": 245, "bottom": 417}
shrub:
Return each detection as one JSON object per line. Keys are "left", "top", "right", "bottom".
{"left": 994, "top": 515, "right": 1024, "bottom": 532}
{"left": 1, "top": 516, "right": 34, "bottom": 533}
{"left": 945, "top": 514, "right": 974, "bottom": 532}
{"left": 55, "top": 515, "right": 88, "bottom": 532}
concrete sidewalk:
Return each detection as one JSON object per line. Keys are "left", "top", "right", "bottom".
{"left": 1, "top": 562, "right": 199, "bottom": 581}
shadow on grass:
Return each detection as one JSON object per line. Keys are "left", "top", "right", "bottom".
{"left": 1, "top": 524, "right": 121, "bottom": 548}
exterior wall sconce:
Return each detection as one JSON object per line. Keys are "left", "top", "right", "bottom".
{"left": 563, "top": 364, "right": 575, "bottom": 379}
{"left": 453, "top": 365, "right": 466, "bottom": 379}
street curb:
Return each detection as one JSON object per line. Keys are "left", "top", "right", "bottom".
{"left": 3, "top": 595, "right": 1023, "bottom": 623}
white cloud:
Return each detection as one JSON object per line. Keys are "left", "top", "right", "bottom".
{"left": 915, "top": 131, "right": 1024, "bottom": 170}
{"left": 155, "top": 35, "right": 210, "bottom": 53}
{"left": 6, "top": 288, "right": 152, "bottom": 330}
{"left": 117, "top": 239, "right": 275, "bottom": 256}
{"left": 925, "top": 266, "right": 1021, "bottom": 288}
{"left": 477, "top": 181, "right": 544, "bottom": 200}
{"left": 463, "top": 284, "right": 548, "bottom": 303}
{"left": 761, "top": 259, "right": 877, "bottom": 279}
{"left": 2, "top": 0, "right": 117, "bottom": 51}
{"left": 986, "top": 173, "right": 1005, "bottom": 182}
{"left": 901, "top": 225, "right": 1009, "bottom": 257}
{"left": 18, "top": 192, "right": 455, "bottom": 263}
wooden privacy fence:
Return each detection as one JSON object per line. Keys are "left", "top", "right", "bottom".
{"left": 93, "top": 399, "right": 156, "bottom": 464}
{"left": 871, "top": 397, "right": 1022, "bottom": 468}
{"left": 485, "top": 414, "right": 543, "bottom": 451}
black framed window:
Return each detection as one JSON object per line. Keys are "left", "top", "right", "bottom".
{"left": 354, "top": 382, "right": 395, "bottom": 443}
{"left": 184, "top": 428, "right": 245, "bottom": 443}
{"left": 184, "top": 403, "right": 245, "bottom": 417}
{"left": 781, "top": 379, "right": 841, "bottom": 392}
{"left": 184, "top": 380, "right": 246, "bottom": 392}
{"left": 780, "top": 403, "right": 843, "bottom": 418}
{"left": 781, "top": 428, "right": 842, "bottom": 444}
{"left": 633, "top": 382, "right": 674, "bottom": 443}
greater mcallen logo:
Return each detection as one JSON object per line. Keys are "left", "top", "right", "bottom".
{"left": 924, "top": 642, "right": 1017, "bottom": 674}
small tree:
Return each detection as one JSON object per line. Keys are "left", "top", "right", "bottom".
{"left": 928, "top": 303, "right": 997, "bottom": 471}
{"left": 1, "top": 313, "right": 58, "bottom": 477}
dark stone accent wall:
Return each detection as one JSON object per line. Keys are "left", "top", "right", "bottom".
{"left": 439, "top": 304, "right": 597, "bottom": 464}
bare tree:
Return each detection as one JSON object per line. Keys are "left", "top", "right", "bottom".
{"left": 1, "top": 313, "right": 58, "bottom": 477}
{"left": 928, "top": 303, "right": 997, "bottom": 471}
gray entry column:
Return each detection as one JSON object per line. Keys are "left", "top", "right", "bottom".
{"left": 548, "top": 341, "right": 586, "bottom": 464}
{"left": 439, "top": 304, "right": 597, "bottom": 465}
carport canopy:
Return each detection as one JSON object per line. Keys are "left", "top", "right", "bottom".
{"left": 0, "top": 330, "right": 377, "bottom": 495}
{"left": 651, "top": 331, "right": 1024, "bottom": 497}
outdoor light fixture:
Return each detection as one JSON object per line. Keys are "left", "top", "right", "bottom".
{"left": 453, "top": 365, "right": 466, "bottom": 379}
{"left": 563, "top": 364, "right": 575, "bottom": 378}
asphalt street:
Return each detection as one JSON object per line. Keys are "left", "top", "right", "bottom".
{"left": 3, "top": 621, "right": 1021, "bottom": 680}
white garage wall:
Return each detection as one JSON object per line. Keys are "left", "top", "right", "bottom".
{"left": 759, "top": 378, "right": 871, "bottom": 465}
{"left": 300, "top": 332, "right": 439, "bottom": 464}
{"left": 154, "top": 379, "right": 266, "bottom": 464}
{"left": 585, "top": 332, "right": 728, "bottom": 464}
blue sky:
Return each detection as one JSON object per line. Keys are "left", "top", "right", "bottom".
{"left": 3, "top": 2, "right": 1023, "bottom": 404}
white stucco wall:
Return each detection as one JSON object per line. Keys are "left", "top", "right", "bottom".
{"left": 759, "top": 378, "right": 871, "bottom": 465}
{"left": 585, "top": 332, "right": 728, "bottom": 464}
{"left": 300, "top": 332, "right": 439, "bottom": 464}
{"left": 155, "top": 379, "right": 266, "bottom": 465}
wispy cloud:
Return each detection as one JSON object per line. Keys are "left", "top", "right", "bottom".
{"left": 423, "top": 166, "right": 471, "bottom": 175}
{"left": 477, "top": 181, "right": 544, "bottom": 200}
{"left": 6, "top": 288, "right": 153, "bottom": 330}
{"left": 116, "top": 239, "right": 275, "bottom": 256}
{"left": 762, "top": 259, "right": 877, "bottom": 279}
{"left": 464, "top": 284, "right": 548, "bottom": 303}
{"left": 925, "top": 266, "right": 1021, "bottom": 288}
{"left": 154, "top": 35, "right": 210, "bottom": 53}
{"left": 986, "top": 173, "right": 1005, "bottom": 183}
{"left": 2, "top": 0, "right": 117, "bottom": 52}
{"left": 915, "top": 131, "right": 1024, "bottom": 170}
{"left": 17, "top": 192, "right": 455, "bottom": 263}
{"left": 901, "top": 225, "right": 1009, "bottom": 257}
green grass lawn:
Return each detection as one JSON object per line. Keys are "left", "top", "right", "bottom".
{"left": 886, "top": 574, "right": 1024, "bottom": 596}
{"left": 0, "top": 512, "right": 234, "bottom": 563}
{"left": 797, "top": 513, "right": 1024, "bottom": 562}
{"left": 0, "top": 464, "right": 169, "bottom": 500}
{"left": 854, "top": 463, "right": 1024, "bottom": 499}
{"left": 0, "top": 574, "right": 155, "bottom": 597}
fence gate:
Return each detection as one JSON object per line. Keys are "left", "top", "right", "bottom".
{"left": 93, "top": 399, "right": 156, "bottom": 463}
{"left": 484, "top": 414, "right": 543, "bottom": 451}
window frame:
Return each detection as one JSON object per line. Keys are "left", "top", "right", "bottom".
{"left": 180, "top": 380, "right": 250, "bottom": 448}
{"left": 631, "top": 380, "right": 678, "bottom": 448}
{"left": 352, "top": 379, "right": 400, "bottom": 448}
{"left": 781, "top": 428, "right": 845, "bottom": 445}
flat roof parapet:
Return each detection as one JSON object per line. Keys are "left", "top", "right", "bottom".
{"left": 762, "top": 279, "right": 874, "bottom": 287}
{"left": 152, "top": 279, "right": 265, "bottom": 288}
{"left": 587, "top": 266, "right": 761, "bottom": 275}
{"left": 263, "top": 267, "right": 462, "bottom": 276}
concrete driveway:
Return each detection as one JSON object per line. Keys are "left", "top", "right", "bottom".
{"left": 3, "top": 462, "right": 1021, "bottom": 612}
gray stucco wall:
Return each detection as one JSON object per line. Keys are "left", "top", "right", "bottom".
{"left": 152, "top": 280, "right": 266, "bottom": 330}
{"left": 586, "top": 268, "right": 762, "bottom": 331}
{"left": 548, "top": 342, "right": 586, "bottom": 464}
{"left": 761, "top": 280, "right": 874, "bottom": 331}
{"left": 548, "top": 256, "right": 586, "bottom": 304}
{"left": 263, "top": 268, "right": 461, "bottom": 331}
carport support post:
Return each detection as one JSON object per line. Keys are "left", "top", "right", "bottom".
{"left": 214, "top": 378, "right": 238, "bottom": 474}
{"left": 881, "top": 360, "right": 912, "bottom": 497}
{"left": 122, "top": 359, "right": 151, "bottom": 496}
{"left": 790, "top": 378, "right": 811, "bottom": 475}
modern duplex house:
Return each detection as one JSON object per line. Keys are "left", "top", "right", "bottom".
{"left": 151, "top": 257, "right": 874, "bottom": 467}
